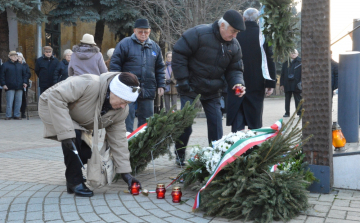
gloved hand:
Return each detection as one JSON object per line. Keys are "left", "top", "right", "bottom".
{"left": 62, "top": 138, "right": 75, "bottom": 149}
{"left": 121, "top": 173, "right": 141, "bottom": 191}
{"left": 176, "top": 79, "right": 192, "bottom": 93}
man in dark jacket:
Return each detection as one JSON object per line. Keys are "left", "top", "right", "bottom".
{"left": 0, "top": 51, "right": 27, "bottom": 120}
{"left": 172, "top": 9, "right": 246, "bottom": 166}
{"left": 280, "top": 49, "right": 302, "bottom": 117}
{"left": 35, "top": 46, "right": 59, "bottom": 94}
{"left": 227, "top": 8, "right": 276, "bottom": 132}
{"left": 110, "top": 19, "right": 166, "bottom": 132}
{"left": 53, "top": 49, "right": 72, "bottom": 84}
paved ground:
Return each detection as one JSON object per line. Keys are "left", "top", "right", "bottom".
{"left": 1, "top": 94, "right": 357, "bottom": 223}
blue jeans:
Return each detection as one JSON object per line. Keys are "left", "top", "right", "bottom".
{"left": 6, "top": 89, "right": 23, "bottom": 118}
{"left": 125, "top": 99, "right": 154, "bottom": 132}
{"left": 175, "top": 95, "right": 223, "bottom": 158}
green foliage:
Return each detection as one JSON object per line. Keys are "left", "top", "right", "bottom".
{"left": 113, "top": 95, "right": 200, "bottom": 181}
{"left": 259, "top": 0, "right": 300, "bottom": 62}
{"left": 48, "top": 0, "right": 139, "bottom": 38}
{"left": 0, "top": 0, "right": 47, "bottom": 24}
{"left": 193, "top": 104, "right": 313, "bottom": 222}
{"left": 181, "top": 158, "right": 208, "bottom": 188}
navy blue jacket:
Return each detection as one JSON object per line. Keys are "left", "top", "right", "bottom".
{"left": 172, "top": 21, "right": 244, "bottom": 100}
{"left": 22, "top": 63, "right": 31, "bottom": 83}
{"left": 0, "top": 60, "right": 27, "bottom": 90}
{"left": 109, "top": 34, "right": 166, "bottom": 99}
{"left": 35, "top": 55, "right": 59, "bottom": 88}
{"left": 53, "top": 59, "right": 69, "bottom": 84}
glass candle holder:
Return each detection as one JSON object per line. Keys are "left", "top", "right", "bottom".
{"left": 171, "top": 187, "right": 182, "bottom": 203}
{"left": 131, "top": 182, "right": 140, "bottom": 195}
{"left": 156, "top": 183, "right": 166, "bottom": 199}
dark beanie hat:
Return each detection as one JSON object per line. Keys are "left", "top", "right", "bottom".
{"left": 134, "top": 19, "right": 151, "bottom": 29}
{"left": 223, "top": 9, "right": 246, "bottom": 31}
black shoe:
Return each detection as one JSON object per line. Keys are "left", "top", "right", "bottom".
{"left": 175, "top": 157, "right": 186, "bottom": 167}
{"left": 21, "top": 113, "right": 26, "bottom": 118}
{"left": 283, "top": 113, "right": 290, "bottom": 117}
{"left": 67, "top": 182, "right": 93, "bottom": 197}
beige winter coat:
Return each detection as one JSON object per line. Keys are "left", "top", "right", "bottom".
{"left": 38, "top": 72, "right": 131, "bottom": 174}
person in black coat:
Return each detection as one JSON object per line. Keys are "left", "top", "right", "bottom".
{"left": 0, "top": 51, "right": 27, "bottom": 119}
{"left": 280, "top": 49, "right": 302, "bottom": 117}
{"left": 53, "top": 49, "right": 72, "bottom": 84}
{"left": 172, "top": 10, "right": 246, "bottom": 166}
{"left": 110, "top": 19, "right": 166, "bottom": 132}
{"left": 35, "top": 46, "right": 59, "bottom": 94}
{"left": 17, "top": 53, "right": 31, "bottom": 118}
{"left": 227, "top": 8, "right": 276, "bottom": 132}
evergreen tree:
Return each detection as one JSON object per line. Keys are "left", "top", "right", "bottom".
{"left": 48, "top": 0, "right": 140, "bottom": 50}
{"left": 0, "top": 0, "right": 46, "bottom": 61}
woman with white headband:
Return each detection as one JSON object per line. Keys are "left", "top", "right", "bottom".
{"left": 38, "top": 72, "right": 141, "bottom": 197}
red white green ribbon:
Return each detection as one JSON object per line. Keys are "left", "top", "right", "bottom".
{"left": 192, "top": 119, "right": 282, "bottom": 210}
{"left": 127, "top": 123, "right": 147, "bottom": 140}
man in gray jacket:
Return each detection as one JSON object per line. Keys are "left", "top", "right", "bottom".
{"left": 110, "top": 19, "right": 166, "bottom": 132}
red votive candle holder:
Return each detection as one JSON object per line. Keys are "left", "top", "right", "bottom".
{"left": 171, "top": 187, "right": 182, "bottom": 203}
{"left": 131, "top": 182, "right": 140, "bottom": 195}
{"left": 156, "top": 183, "right": 166, "bottom": 199}
{"left": 234, "top": 85, "right": 244, "bottom": 95}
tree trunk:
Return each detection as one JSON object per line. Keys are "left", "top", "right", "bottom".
{"left": 94, "top": 19, "right": 105, "bottom": 51}
{"left": 0, "top": 10, "right": 9, "bottom": 62}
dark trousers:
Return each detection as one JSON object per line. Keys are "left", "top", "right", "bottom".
{"left": 285, "top": 91, "right": 302, "bottom": 115}
{"left": 164, "top": 94, "right": 177, "bottom": 112}
{"left": 20, "top": 86, "right": 28, "bottom": 114}
{"left": 61, "top": 130, "right": 92, "bottom": 185}
{"left": 126, "top": 98, "right": 154, "bottom": 132}
{"left": 231, "top": 103, "right": 247, "bottom": 132}
{"left": 175, "top": 95, "right": 223, "bottom": 158}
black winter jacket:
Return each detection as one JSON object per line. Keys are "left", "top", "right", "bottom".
{"left": 0, "top": 60, "right": 27, "bottom": 90}
{"left": 22, "top": 63, "right": 31, "bottom": 82}
{"left": 331, "top": 59, "right": 338, "bottom": 91}
{"left": 109, "top": 34, "right": 166, "bottom": 99}
{"left": 35, "top": 55, "right": 59, "bottom": 88}
{"left": 172, "top": 21, "right": 244, "bottom": 100}
{"left": 280, "top": 57, "right": 302, "bottom": 92}
{"left": 53, "top": 59, "right": 69, "bottom": 84}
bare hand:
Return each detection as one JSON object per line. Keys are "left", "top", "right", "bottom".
{"left": 158, "top": 88, "right": 164, "bottom": 96}
{"left": 280, "top": 86, "right": 284, "bottom": 91}
{"left": 23, "top": 83, "right": 27, "bottom": 88}
{"left": 3, "top": 85, "right": 8, "bottom": 90}
{"left": 265, "top": 88, "right": 274, "bottom": 97}
{"left": 232, "top": 84, "right": 246, "bottom": 97}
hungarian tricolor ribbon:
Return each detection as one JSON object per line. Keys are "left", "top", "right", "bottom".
{"left": 127, "top": 123, "right": 147, "bottom": 140}
{"left": 192, "top": 120, "right": 283, "bottom": 210}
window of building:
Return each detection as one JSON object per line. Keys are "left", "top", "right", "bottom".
{"left": 45, "top": 22, "right": 61, "bottom": 58}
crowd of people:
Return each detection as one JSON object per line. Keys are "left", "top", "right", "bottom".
{"left": 0, "top": 8, "right": 339, "bottom": 197}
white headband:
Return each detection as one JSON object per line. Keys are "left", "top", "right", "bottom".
{"left": 109, "top": 74, "right": 140, "bottom": 102}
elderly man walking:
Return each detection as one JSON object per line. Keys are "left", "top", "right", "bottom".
{"left": 110, "top": 19, "right": 166, "bottom": 132}
{"left": 227, "top": 8, "right": 276, "bottom": 132}
{"left": 38, "top": 72, "right": 142, "bottom": 197}
{"left": 35, "top": 46, "right": 59, "bottom": 94}
{"left": 172, "top": 9, "right": 246, "bottom": 166}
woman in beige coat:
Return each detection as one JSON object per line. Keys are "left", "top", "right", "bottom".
{"left": 164, "top": 51, "right": 177, "bottom": 112}
{"left": 38, "top": 72, "right": 141, "bottom": 197}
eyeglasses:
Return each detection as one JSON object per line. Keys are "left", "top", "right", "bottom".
{"left": 45, "top": 51, "right": 52, "bottom": 53}
{"left": 137, "top": 30, "right": 150, "bottom": 35}
{"left": 131, "top": 86, "right": 141, "bottom": 93}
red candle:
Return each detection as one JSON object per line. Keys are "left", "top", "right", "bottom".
{"left": 234, "top": 85, "right": 244, "bottom": 95}
{"left": 131, "top": 182, "right": 140, "bottom": 195}
{"left": 156, "top": 183, "right": 166, "bottom": 199}
{"left": 171, "top": 187, "right": 182, "bottom": 203}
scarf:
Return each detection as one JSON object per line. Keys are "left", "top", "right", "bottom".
{"left": 165, "top": 61, "right": 172, "bottom": 80}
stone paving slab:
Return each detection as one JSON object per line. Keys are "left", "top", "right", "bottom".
{"left": 0, "top": 96, "right": 352, "bottom": 223}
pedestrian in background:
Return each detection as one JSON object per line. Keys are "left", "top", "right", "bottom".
{"left": 110, "top": 18, "right": 166, "bottom": 132}
{"left": 17, "top": 52, "right": 31, "bottom": 118}
{"left": 68, "top": 33, "right": 107, "bottom": 76}
{"left": 105, "top": 48, "right": 115, "bottom": 70}
{"left": 0, "top": 51, "right": 27, "bottom": 120}
{"left": 53, "top": 49, "right": 72, "bottom": 84}
{"left": 35, "top": 46, "right": 59, "bottom": 94}
{"left": 172, "top": 10, "right": 246, "bottom": 166}
{"left": 280, "top": 49, "right": 302, "bottom": 117}
{"left": 227, "top": 8, "right": 276, "bottom": 132}
{"left": 164, "top": 51, "right": 177, "bottom": 112}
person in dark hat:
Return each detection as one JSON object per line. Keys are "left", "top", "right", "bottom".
{"left": 171, "top": 9, "right": 246, "bottom": 166}
{"left": 109, "top": 18, "right": 166, "bottom": 133}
